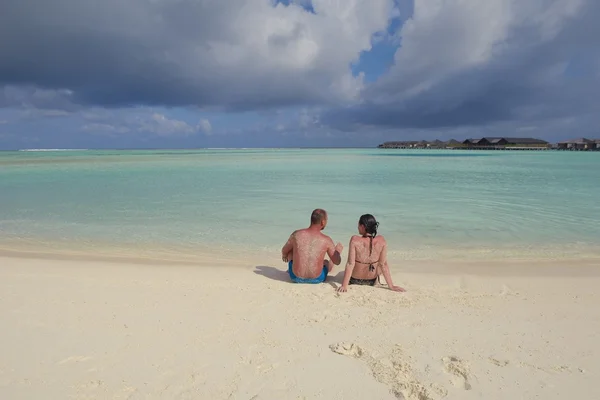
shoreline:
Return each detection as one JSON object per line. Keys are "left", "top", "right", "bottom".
{"left": 3, "top": 237, "right": 600, "bottom": 267}
{"left": 1, "top": 244, "right": 599, "bottom": 278}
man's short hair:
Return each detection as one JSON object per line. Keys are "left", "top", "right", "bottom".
{"left": 311, "top": 209, "right": 327, "bottom": 225}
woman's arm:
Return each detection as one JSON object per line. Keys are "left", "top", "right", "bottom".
{"left": 378, "top": 239, "right": 405, "bottom": 292}
{"left": 337, "top": 237, "right": 356, "bottom": 292}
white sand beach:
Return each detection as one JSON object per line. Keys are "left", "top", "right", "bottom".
{"left": 1, "top": 253, "right": 599, "bottom": 400}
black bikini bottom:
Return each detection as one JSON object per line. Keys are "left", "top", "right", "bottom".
{"left": 349, "top": 277, "right": 377, "bottom": 286}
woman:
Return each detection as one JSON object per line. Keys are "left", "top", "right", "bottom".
{"left": 337, "top": 214, "right": 405, "bottom": 293}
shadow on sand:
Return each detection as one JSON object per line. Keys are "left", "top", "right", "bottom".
{"left": 254, "top": 265, "right": 290, "bottom": 282}
{"left": 254, "top": 265, "right": 344, "bottom": 288}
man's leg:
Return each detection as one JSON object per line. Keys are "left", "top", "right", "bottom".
{"left": 286, "top": 249, "right": 296, "bottom": 282}
{"left": 314, "top": 260, "right": 330, "bottom": 283}
{"left": 287, "top": 260, "right": 301, "bottom": 283}
{"left": 324, "top": 259, "right": 332, "bottom": 274}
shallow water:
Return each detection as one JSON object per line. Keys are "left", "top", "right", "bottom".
{"left": 1, "top": 149, "right": 599, "bottom": 260}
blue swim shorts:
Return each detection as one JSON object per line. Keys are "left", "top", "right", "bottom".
{"left": 288, "top": 260, "right": 328, "bottom": 284}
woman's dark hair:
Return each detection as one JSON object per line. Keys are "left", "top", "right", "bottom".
{"left": 359, "top": 214, "right": 379, "bottom": 255}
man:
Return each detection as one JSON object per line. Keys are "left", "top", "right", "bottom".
{"left": 281, "top": 209, "right": 343, "bottom": 283}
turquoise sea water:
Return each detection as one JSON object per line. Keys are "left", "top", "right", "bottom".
{"left": 1, "top": 149, "right": 599, "bottom": 261}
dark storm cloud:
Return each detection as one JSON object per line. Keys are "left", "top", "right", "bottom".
{"left": 0, "top": 0, "right": 393, "bottom": 110}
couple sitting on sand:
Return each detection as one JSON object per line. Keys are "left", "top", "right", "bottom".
{"left": 281, "top": 209, "right": 405, "bottom": 293}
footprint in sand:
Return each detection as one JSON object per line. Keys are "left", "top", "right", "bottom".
{"left": 489, "top": 357, "right": 510, "bottom": 367}
{"left": 309, "top": 311, "right": 333, "bottom": 323}
{"left": 442, "top": 356, "right": 472, "bottom": 390}
{"left": 330, "top": 342, "right": 445, "bottom": 400}
{"left": 552, "top": 365, "right": 572, "bottom": 373}
{"left": 329, "top": 342, "right": 363, "bottom": 358}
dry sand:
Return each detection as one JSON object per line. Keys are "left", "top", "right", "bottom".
{"left": 1, "top": 253, "right": 599, "bottom": 400}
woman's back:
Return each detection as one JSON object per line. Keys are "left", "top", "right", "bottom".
{"left": 338, "top": 214, "right": 404, "bottom": 292}
{"left": 348, "top": 235, "right": 386, "bottom": 280}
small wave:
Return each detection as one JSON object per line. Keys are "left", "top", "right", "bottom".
{"left": 21, "top": 148, "right": 89, "bottom": 152}
{"left": 19, "top": 148, "right": 88, "bottom": 152}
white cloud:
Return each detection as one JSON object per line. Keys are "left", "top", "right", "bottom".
{"left": 324, "top": 0, "right": 598, "bottom": 132}
{"left": 197, "top": 119, "right": 212, "bottom": 135}
{"left": 298, "top": 108, "right": 320, "bottom": 129}
{"left": 82, "top": 123, "right": 131, "bottom": 135}
{"left": 378, "top": 0, "right": 586, "bottom": 99}
{"left": 0, "top": 86, "right": 78, "bottom": 111}
{"left": 140, "top": 113, "right": 196, "bottom": 137}
{"left": 21, "top": 109, "right": 72, "bottom": 119}
{"left": 81, "top": 112, "right": 211, "bottom": 137}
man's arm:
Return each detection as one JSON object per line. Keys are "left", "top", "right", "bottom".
{"left": 326, "top": 238, "right": 343, "bottom": 266}
{"left": 281, "top": 232, "right": 295, "bottom": 262}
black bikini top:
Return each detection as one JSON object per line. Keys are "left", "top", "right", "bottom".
{"left": 356, "top": 258, "right": 378, "bottom": 271}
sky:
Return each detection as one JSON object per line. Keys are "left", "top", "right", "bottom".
{"left": 1, "top": 0, "right": 599, "bottom": 149}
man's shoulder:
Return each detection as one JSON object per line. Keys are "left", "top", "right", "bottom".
{"left": 318, "top": 232, "right": 335, "bottom": 243}
{"left": 291, "top": 228, "right": 313, "bottom": 240}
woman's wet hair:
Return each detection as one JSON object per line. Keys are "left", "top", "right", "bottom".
{"left": 359, "top": 214, "right": 379, "bottom": 255}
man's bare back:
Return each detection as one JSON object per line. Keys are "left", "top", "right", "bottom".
{"left": 283, "top": 229, "right": 339, "bottom": 278}
{"left": 281, "top": 209, "right": 343, "bottom": 282}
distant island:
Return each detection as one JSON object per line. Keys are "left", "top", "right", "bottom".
{"left": 378, "top": 137, "right": 600, "bottom": 151}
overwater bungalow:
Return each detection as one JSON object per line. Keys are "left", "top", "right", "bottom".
{"left": 377, "top": 141, "right": 419, "bottom": 149}
{"left": 378, "top": 136, "right": 598, "bottom": 151}
{"left": 557, "top": 138, "right": 599, "bottom": 151}
{"left": 445, "top": 139, "right": 464, "bottom": 149}
{"left": 378, "top": 139, "right": 464, "bottom": 149}
{"left": 463, "top": 137, "right": 549, "bottom": 149}
{"left": 429, "top": 139, "right": 446, "bottom": 149}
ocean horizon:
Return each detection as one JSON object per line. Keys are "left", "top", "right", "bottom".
{"left": 1, "top": 148, "right": 599, "bottom": 262}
